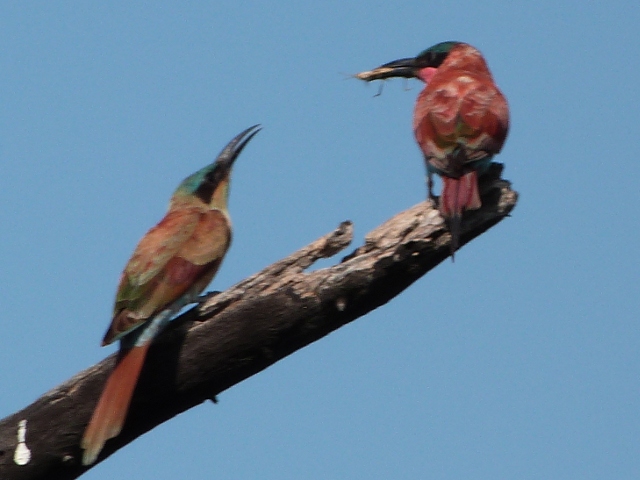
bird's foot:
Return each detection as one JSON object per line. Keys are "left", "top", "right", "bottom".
{"left": 426, "top": 171, "right": 437, "bottom": 206}
{"left": 197, "top": 290, "right": 221, "bottom": 303}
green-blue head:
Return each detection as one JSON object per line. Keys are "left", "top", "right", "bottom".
{"left": 174, "top": 124, "right": 261, "bottom": 210}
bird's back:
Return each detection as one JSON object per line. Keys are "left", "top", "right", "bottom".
{"left": 102, "top": 206, "right": 231, "bottom": 345}
{"left": 413, "top": 67, "right": 509, "bottom": 177}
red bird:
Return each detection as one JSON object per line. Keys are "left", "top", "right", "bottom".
{"left": 81, "top": 125, "right": 260, "bottom": 465}
{"left": 357, "top": 42, "right": 509, "bottom": 257}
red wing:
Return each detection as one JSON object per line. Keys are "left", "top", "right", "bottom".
{"left": 414, "top": 73, "right": 509, "bottom": 169}
{"left": 413, "top": 83, "right": 460, "bottom": 152}
{"left": 104, "top": 257, "right": 220, "bottom": 345}
{"left": 458, "top": 81, "right": 509, "bottom": 154}
{"left": 125, "top": 207, "right": 202, "bottom": 287}
{"left": 103, "top": 208, "right": 230, "bottom": 344}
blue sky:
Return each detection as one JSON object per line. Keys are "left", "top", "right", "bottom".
{"left": 1, "top": 2, "right": 639, "bottom": 479}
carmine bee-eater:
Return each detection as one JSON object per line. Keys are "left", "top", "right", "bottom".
{"left": 356, "top": 42, "right": 509, "bottom": 257}
{"left": 81, "top": 125, "right": 261, "bottom": 465}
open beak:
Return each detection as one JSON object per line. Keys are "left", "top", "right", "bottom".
{"left": 215, "top": 124, "right": 262, "bottom": 172}
{"left": 355, "top": 57, "right": 417, "bottom": 82}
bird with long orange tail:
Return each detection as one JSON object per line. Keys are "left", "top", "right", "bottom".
{"left": 81, "top": 125, "right": 261, "bottom": 465}
{"left": 356, "top": 42, "right": 509, "bottom": 257}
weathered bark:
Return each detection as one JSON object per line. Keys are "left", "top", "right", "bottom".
{"left": 0, "top": 164, "right": 517, "bottom": 480}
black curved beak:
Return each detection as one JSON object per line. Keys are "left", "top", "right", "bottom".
{"left": 215, "top": 124, "right": 262, "bottom": 172}
{"left": 355, "top": 57, "right": 418, "bottom": 82}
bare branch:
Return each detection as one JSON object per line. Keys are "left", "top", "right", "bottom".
{"left": 0, "top": 164, "right": 517, "bottom": 480}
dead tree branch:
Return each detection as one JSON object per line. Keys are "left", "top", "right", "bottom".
{"left": 0, "top": 164, "right": 517, "bottom": 480}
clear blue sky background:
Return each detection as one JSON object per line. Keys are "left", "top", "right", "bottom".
{"left": 1, "top": 2, "right": 638, "bottom": 479}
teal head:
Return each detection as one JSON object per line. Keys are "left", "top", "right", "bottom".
{"left": 174, "top": 125, "right": 261, "bottom": 209}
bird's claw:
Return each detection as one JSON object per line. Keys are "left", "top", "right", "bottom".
{"left": 198, "top": 290, "right": 221, "bottom": 303}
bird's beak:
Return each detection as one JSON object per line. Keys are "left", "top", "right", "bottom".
{"left": 214, "top": 124, "right": 262, "bottom": 172}
{"left": 355, "top": 58, "right": 417, "bottom": 82}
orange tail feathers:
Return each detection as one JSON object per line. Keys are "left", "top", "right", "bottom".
{"left": 81, "top": 344, "right": 150, "bottom": 465}
{"left": 439, "top": 171, "right": 481, "bottom": 258}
